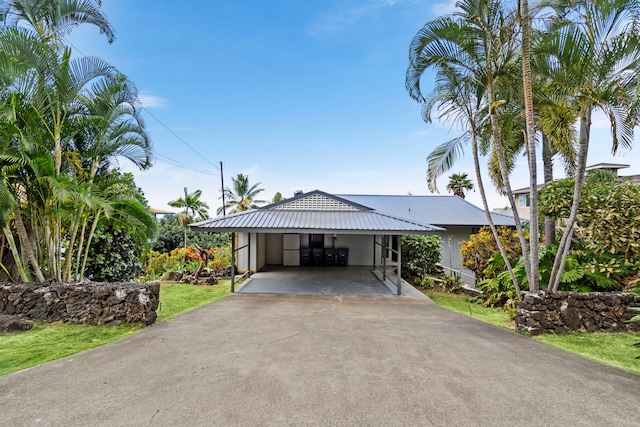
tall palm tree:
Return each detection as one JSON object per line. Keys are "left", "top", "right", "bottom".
{"left": 169, "top": 187, "right": 209, "bottom": 248}
{"left": 218, "top": 173, "right": 265, "bottom": 215}
{"left": 407, "top": 0, "right": 526, "bottom": 295}
{"left": 446, "top": 173, "right": 474, "bottom": 198}
{"left": 519, "top": 0, "right": 540, "bottom": 290}
{"left": 537, "top": 0, "right": 640, "bottom": 291}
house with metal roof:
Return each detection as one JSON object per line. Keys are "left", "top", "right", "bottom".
{"left": 190, "top": 190, "right": 515, "bottom": 291}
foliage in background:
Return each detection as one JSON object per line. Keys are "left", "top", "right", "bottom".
{"left": 446, "top": 173, "right": 474, "bottom": 199}
{"left": 168, "top": 187, "right": 210, "bottom": 248}
{"left": 539, "top": 173, "right": 640, "bottom": 286}
{"left": 401, "top": 234, "right": 442, "bottom": 286}
{"left": 460, "top": 226, "right": 527, "bottom": 280}
{"left": 84, "top": 224, "right": 144, "bottom": 282}
{"left": 144, "top": 245, "right": 232, "bottom": 279}
{"left": 152, "top": 214, "right": 231, "bottom": 253}
{"left": 218, "top": 173, "right": 266, "bottom": 215}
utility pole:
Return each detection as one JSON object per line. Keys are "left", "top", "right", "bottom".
{"left": 220, "top": 161, "right": 226, "bottom": 216}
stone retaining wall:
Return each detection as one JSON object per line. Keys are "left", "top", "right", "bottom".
{"left": 0, "top": 282, "right": 160, "bottom": 326}
{"left": 515, "top": 291, "right": 640, "bottom": 335}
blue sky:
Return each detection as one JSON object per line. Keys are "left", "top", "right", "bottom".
{"left": 69, "top": 0, "right": 639, "bottom": 214}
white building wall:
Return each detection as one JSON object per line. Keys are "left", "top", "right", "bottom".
{"left": 329, "top": 234, "right": 374, "bottom": 266}
{"left": 439, "top": 227, "right": 477, "bottom": 286}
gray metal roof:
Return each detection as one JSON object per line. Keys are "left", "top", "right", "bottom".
{"left": 338, "top": 194, "right": 516, "bottom": 227}
{"left": 190, "top": 208, "right": 443, "bottom": 234}
{"left": 190, "top": 190, "right": 514, "bottom": 234}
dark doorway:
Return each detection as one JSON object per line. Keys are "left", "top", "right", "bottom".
{"left": 309, "top": 234, "right": 324, "bottom": 248}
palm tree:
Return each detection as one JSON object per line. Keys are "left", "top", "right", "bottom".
{"left": 1, "top": 0, "right": 115, "bottom": 48}
{"left": 537, "top": 0, "right": 640, "bottom": 291}
{"left": 519, "top": 0, "right": 540, "bottom": 290}
{"left": 446, "top": 173, "right": 474, "bottom": 198}
{"left": 407, "top": 0, "right": 526, "bottom": 295}
{"left": 218, "top": 173, "right": 265, "bottom": 215}
{"left": 169, "top": 187, "right": 209, "bottom": 248}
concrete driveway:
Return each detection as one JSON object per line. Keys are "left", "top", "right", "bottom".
{"left": 2, "top": 294, "right": 639, "bottom": 426}
{"left": 237, "top": 266, "right": 401, "bottom": 295}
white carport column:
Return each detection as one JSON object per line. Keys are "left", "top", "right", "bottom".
{"left": 396, "top": 236, "right": 402, "bottom": 295}
{"left": 231, "top": 233, "right": 236, "bottom": 293}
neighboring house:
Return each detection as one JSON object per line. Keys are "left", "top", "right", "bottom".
{"left": 512, "top": 163, "right": 640, "bottom": 220}
{"left": 190, "top": 190, "right": 515, "bottom": 287}
{"left": 150, "top": 208, "right": 174, "bottom": 220}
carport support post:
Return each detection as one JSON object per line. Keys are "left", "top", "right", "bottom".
{"left": 396, "top": 235, "right": 402, "bottom": 296}
{"left": 382, "top": 234, "right": 387, "bottom": 281}
{"left": 231, "top": 233, "right": 236, "bottom": 293}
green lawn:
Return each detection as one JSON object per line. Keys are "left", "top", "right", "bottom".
{"left": 428, "top": 291, "right": 513, "bottom": 328}
{"left": 156, "top": 281, "right": 231, "bottom": 322}
{"left": 538, "top": 332, "right": 640, "bottom": 375}
{"left": 0, "top": 281, "right": 231, "bottom": 377}
{"left": 428, "top": 291, "right": 640, "bottom": 375}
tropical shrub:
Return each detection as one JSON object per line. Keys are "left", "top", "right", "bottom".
{"left": 84, "top": 224, "right": 145, "bottom": 282}
{"left": 143, "top": 244, "right": 232, "bottom": 278}
{"left": 460, "top": 226, "right": 526, "bottom": 280}
{"left": 539, "top": 173, "right": 640, "bottom": 266}
{"left": 401, "top": 234, "right": 442, "bottom": 285}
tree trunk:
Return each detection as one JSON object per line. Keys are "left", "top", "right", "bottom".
{"left": 519, "top": 0, "right": 540, "bottom": 292}
{"left": 542, "top": 134, "right": 556, "bottom": 247}
{"left": 3, "top": 226, "right": 31, "bottom": 282}
{"left": 471, "top": 132, "right": 522, "bottom": 296}
{"left": 14, "top": 212, "right": 46, "bottom": 282}
{"left": 549, "top": 104, "right": 591, "bottom": 291}
{"left": 80, "top": 208, "right": 102, "bottom": 280}
{"left": 487, "top": 84, "right": 532, "bottom": 288}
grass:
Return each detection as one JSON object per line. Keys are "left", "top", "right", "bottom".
{"left": 538, "top": 332, "right": 640, "bottom": 375}
{"left": 428, "top": 291, "right": 513, "bottom": 328}
{"left": 428, "top": 290, "right": 640, "bottom": 375}
{"left": 0, "top": 280, "right": 231, "bottom": 377}
{"left": 156, "top": 280, "right": 231, "bottom": 322}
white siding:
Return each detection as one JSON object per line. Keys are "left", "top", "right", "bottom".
{"left": 439, "top": 227, "right": 477, "bottom": 286}
{"left": 331, "top": 234, "right": 374, "bottom": 266}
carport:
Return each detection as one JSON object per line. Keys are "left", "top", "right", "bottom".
{"left": 189, "top": 191, "right": 443, "bottom": 295}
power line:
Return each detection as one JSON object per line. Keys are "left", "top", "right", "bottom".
{"left": 155, "top": 153, "right": 219, "bottom": 177}
{"left": 67, "top": 40, "right": 220, "bottom": 170}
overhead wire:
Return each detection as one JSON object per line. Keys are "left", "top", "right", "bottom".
{"left": 67, "top": 40, "right": 220, "bottom": 175}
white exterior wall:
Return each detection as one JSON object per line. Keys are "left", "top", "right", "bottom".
{"left": 236, "top": 232, "right": 266, "bottom": 272}
{"left": 439, "top": 227, "right": 477, "bottom": 286}
{"left": 329, "top": 234, "right": 374, "bottom": 266}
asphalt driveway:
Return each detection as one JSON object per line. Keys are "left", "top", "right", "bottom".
{"left": 2, "top": 294, "right": 639, "bottom": 426}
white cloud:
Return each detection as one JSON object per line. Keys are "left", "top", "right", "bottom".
{"left": 310, "top": 0, "right": 403, "bottom": 36}
{"left": 430, "top": 0, "right": 457, "bottom": 16}
{"left": 138, "top": 93, "right": 168, "bottom": 109}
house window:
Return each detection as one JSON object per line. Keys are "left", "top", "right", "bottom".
{"left": 518, "top": 194, "right": 530, "bottom": 207}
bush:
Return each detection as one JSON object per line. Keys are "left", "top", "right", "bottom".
{"left": 460, "top": 226, "right": 526, "bottom": 280}
{"left": 84, "top": 224, "right": 145, "bottom": 282}
{"left": 143, "top": 244, "right": 232, "bottom": 278}
{"left": 401, "top": 234, "right": 442, "bottom": 285}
